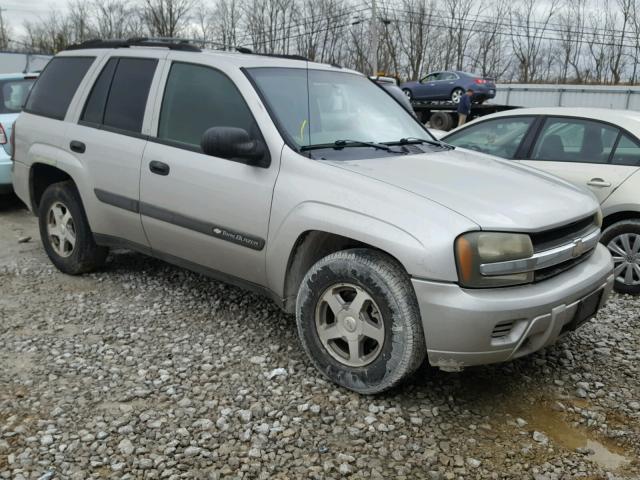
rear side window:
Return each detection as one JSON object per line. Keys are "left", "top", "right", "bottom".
{"left": 25, "top": 57, "right": 94, "bottom": 120}
{"left": 81, "top": 58, "right": 118, "bottom": 125}
{"left": 0, "top": 78, "right": 35, "bottom": 114}
{"left": 157, "top": 62, "right": 257, "bottom": 149}
{"left": 530, "top": 117, "right": 619, "bottom": 164}
{"left": 81, "top": 57, "right": 157, "bottom": 133}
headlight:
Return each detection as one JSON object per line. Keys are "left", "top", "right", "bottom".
{"left": 455, "top": 232, "right": 534, "bottom": 288}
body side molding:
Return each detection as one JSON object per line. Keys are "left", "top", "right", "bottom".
{"left": 93, "top": 189, "right": 265, "bottom": 250}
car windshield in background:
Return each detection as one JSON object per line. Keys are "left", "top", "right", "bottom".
{"left": 247, "top": 67, "right": 434, "bottom": 156}
{"left": 0, "top": 78, "right": 35, "bottom": 114}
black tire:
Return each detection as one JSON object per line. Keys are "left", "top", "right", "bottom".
{"left": 296, "top": 249, "right": 426, "bottom": 394}
{"left": 601, "top": 219, "right": 640, "bottom": 295}
{"left": 451, "top": 87, "right": 465, "bottom": 104}
{"left": 429, "top": 111, "right": 453, "bottom": 131}
{"left": 38, "top": 180, "right": 108, "bottom": 275}
{"left": 402, "top": 88, "right": 413, "bottom": 100}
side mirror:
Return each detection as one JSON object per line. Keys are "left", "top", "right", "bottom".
{"left": 200, "top": 127, "right": 269, "bottom": 167}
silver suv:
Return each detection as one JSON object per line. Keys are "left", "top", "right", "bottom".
{"left": 11, "top": 40, "right": 614, "bottom": 393}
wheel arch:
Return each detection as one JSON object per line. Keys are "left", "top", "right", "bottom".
{"left": 602, "top": 209, "right": 640, "bottom": 231}
{"left": 280, "top": 230, "right": 409, "bottom": 314}
{"left": 29, "top": 163, "right": 75, "bottom": 213}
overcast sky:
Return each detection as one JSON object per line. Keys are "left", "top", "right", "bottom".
{"left": 2, "top": 0, "right": 68, "bottom": 38}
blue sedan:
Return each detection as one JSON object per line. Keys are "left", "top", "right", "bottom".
{"left": 0, "top": 73, "right": 37, "bottom": 193}
{"left": 400, "top": 71, "right": 496, "bottom": 104}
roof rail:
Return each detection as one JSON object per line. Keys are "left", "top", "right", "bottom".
{"left": 64, "top": 38, "right": 201, "bottom": 52}
{"left": 235, "top": 46, "right": 308, "bottom": 62}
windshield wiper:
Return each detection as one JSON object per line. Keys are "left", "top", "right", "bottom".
{"left": 383, "top": 137, "right": 454, "bottom": 150}
{"left": 301, "top": 139, "right": 403, "bottom": 153}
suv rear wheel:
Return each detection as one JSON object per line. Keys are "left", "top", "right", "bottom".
{"left": 38, "top": 181, "right": 108, "bottom": 274}
{"left": 296, "top": 249, "right": 426, "bottom": 393}
{"left": 602, "top": 219, "right": 640, "bottom": 294}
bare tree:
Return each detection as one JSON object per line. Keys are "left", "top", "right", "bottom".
{"left": 143, "top": 0, "right": 194, "bottom": 38}
{"left": 10, "top": 0, "right": 640, "bottom": 84}
{"left": 557, "top": 0, "right": 587, "bottom": 82}
{"left": 91, "top": 0, "right": 145, "bottom": 40}
{"left": 0, "top": 7, "right": 10, "bottom": 50}
{"left": 585, "top": 9, "right": 610, "bottom": 83}
{"left": 468, "top": 0, "right": 511, "bottom": 78}
{"left": 442, "top": 0, "right": 481, "bottom": 70}
{"left": 510, "top": 0, "right": 559, "bottom": 82}
{"left": 607, "top": 0, "right": 633, "bottom": 84}
{"left": 214, "top": 0, "right": 242, "bottom": 49}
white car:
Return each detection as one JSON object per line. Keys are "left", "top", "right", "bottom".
{"left": 442, "top": 107, "right": 640, "bottom": 294}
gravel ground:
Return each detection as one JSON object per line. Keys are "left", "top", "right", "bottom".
{"left": 1, "top": 193, "right": 639, "bottom": 480}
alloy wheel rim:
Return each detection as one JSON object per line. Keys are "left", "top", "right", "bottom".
{"left": 452, "top": 90, "right": 462, "bottom": 103}
{"left": 403, "top": 89, "right": 412, "bottom": 98}
{"left": 47, "top": 202, "right": 76, "bottom": 258}
{"left": 607, "top": 233, "right": 640, "bottom": 286}
{"left": 314, "top": 283, "right": 385, "bottom": 367}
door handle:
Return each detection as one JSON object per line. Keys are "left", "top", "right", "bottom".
{"left": 149, "top": 160, "right": 170, "bottom": 176}
{"left": 587, "top": 178, "right": 611, "bottom": 187}
{"left": 70, "top": 140, "right": 85, "bottom": 154}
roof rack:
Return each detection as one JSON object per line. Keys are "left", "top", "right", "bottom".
{"left": 64, "top": 38, "right": 201, "bottom": 52}
{"left": 235, "top": 46, "right": 308, "bottom": 62}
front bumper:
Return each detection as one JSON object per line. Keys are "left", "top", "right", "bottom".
{"left": 412, "top": 243, "right": 614, "bottom": 371}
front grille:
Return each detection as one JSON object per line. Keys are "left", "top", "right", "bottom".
{"left": 530, "top": 214, "right": 598, "bottom": 252}
{"left": 534, "top": 249, "right": 594, "bottom": 282}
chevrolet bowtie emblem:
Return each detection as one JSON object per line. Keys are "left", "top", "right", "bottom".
{"left": 572, "top": 239, "right": 586, "bottom": 257}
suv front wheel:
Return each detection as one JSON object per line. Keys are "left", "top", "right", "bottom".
{"left": 38, "top": 181, "right": 108, "bottom": 275}
{"left": 296, "top": 249, "right": 426, "bottom": 394}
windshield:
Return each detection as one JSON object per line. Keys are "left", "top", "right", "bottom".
{"left": 246, "top": 67, "right": 434, "bottom": 149}
{"left": 0, "top": 78, "right": 35, "bottom": 114}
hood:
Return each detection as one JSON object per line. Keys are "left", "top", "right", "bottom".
{"left": 327, "top": 148, "right": 598, "bottom": 232}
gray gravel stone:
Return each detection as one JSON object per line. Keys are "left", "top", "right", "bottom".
{"left": 1, "top": 204, "right": 639, "bottom": 479}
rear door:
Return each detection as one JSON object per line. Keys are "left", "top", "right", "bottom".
{"left": 66, "top": 51, "right": 166, "bottom": 247}
{"left": 518, "top": 116, "right": 638, "bottom": 203}
{"left": 138, "top": 56, "right": 280, "bottom": 285}
{"left": 438, "top": 72, "right": 458, "bottom": 99}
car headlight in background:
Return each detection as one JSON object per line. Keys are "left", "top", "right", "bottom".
{"left": 595, "top": 208, "right": 603, "bottom": 229}
{"left": 455, "top": 232, "right": 534, "bottom": 288}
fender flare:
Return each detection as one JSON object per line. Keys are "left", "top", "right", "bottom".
{"left": 266, "top": 201, "right": 428, "bottom": 297}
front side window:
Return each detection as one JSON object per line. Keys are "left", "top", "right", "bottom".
{"left": 0, "top": 78, "right": 35, "bottom": 114}
{"left": 157, "top": 62, "right": 257, "bottom": 149}
{"left": 531, "top": 117, "right": 619, "bottom": 164}
{"left": 247, "top": 67, "right": 432, "bottom": 154}
{"left": 444, "top": 117, "right": 534, "bottom": 158}
{"left": 421, "top": 73, "right": 439, "bottom": 82}
{"left": 611, "top": 133, "right": 640, "bottom": 166}
{"left": 25, "top": 56, "right": 95, "bottom": 119}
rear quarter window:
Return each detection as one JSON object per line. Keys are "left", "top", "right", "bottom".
{"left": 25, "top": 56, "right": 95, "bottom": 120}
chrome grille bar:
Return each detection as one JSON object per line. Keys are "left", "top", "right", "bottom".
{"left": 480, "top": 229, "right": 600, "bottom": 277}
